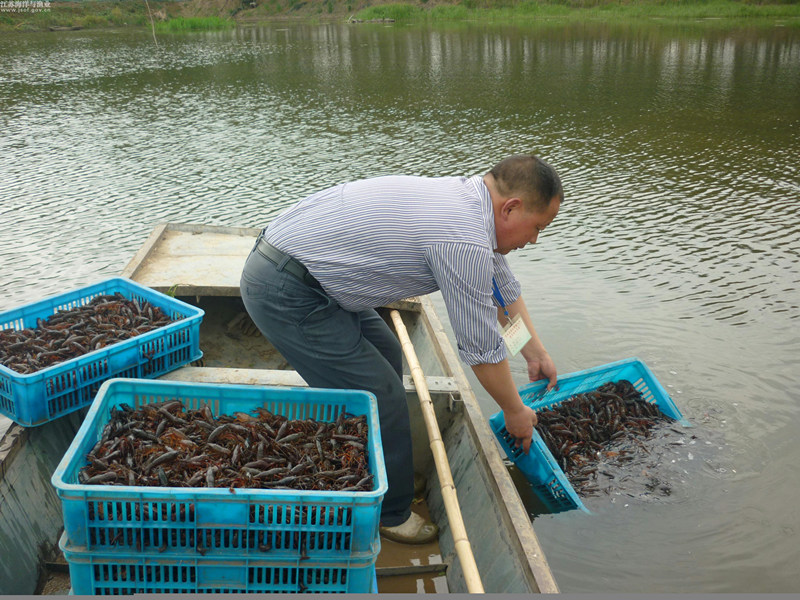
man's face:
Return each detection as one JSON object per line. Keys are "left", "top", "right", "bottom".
{"left": 494, "top": 196, "right": 560, "bottom": 255}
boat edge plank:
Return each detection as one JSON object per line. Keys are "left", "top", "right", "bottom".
{"left": 417, "top": 294, "right": 560, "bottom": 594}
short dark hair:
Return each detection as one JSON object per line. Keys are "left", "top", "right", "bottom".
{"left": 489, "top": 154, "right": 563, "bottom": 211}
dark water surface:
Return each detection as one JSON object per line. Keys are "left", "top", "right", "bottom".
{"left": 1, "top": 21, "right": 799, "bottom": 592}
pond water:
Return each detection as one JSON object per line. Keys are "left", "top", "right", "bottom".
{"left": 1, "top": 20, "right": 798, "bottom": 593}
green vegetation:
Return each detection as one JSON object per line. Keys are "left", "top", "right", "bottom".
{"left": 2, "top": 0, "right": 798, "bottom": 32}
{"left": 353, "top": 0, "right": 800, "bottom": 24}
{"left": 1, "top": 0, "right": 153, "bottom": 31}
{"left": 1, "top": 0, "right": 236, "bottom": 32}
{"left": 155, "top": 16, "right": 235, "bottom": 30}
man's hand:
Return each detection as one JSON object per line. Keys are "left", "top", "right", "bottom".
{"left": 526, "top": 350, "right": 558, "bottom": 391}
{"left": 504, "top": 403, "right": 539, "bottom": 454}
{"left": 471, "top": 359, "right": 540, "bottom": 454}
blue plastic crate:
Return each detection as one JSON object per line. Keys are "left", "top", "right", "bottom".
{"left": 0, "top": 277, "right": 203, "bottom": 427}
{"left": 52, "top": 378, "right": 387, "bottom": 562}
{"left": 489, "top": 357, "right": 689, "bottom": 514}
{"left": 60, "top": 532, "right": 377, "bottom": 594}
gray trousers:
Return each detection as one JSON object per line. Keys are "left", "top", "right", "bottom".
{"left": 240, "top": 244, "right": 413, "bottom": 526}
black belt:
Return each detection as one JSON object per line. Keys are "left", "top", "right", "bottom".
{"left": 255, "top": 238, "right": 322, "bottom": 289}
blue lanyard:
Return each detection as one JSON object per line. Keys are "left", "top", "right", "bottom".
{"left": 492, "top": 278, "right": 511, "bottom": 322}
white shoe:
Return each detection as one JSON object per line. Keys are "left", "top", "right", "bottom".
{"left": 379, "top": 511, "right": 439, "bottom": 545}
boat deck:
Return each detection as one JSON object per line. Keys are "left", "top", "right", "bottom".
{"left": 375, "top": 501, "right": 449, "bottom": 593}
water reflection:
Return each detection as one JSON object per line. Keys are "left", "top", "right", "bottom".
{"left": 1, "top": 21, "right": 799, "bottom": 593}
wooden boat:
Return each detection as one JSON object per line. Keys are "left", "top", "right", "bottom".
{"left": 121, "top": 222, "right": 558, "bottom": 594}
{"left": 0, "top": 222, "right": 558, "bottom": 594}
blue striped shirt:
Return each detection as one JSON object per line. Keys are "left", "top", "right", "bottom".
{"left": 264, "top": 175, "right": 522, "bottom": 366}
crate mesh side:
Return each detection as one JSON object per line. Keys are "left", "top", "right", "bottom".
{"left": 251, "top": 504, "right": 354, "bottom": 553}
{"left": 88, "top": 499, "right": 196, "bottom": 523}
{"left": 493, "top": 422, "right": 581, "bottom": 514}
{"left": 0, "top": 375, "right": 13, "bottom": 413}
{"left": 84, "top": 500, "right": 358, "bottom": 555}
{"left": 93, "top": 562, "right": 197, "bottom": 585}
{"left": 248, "top": 565, "right": 349, "bottom": 591}
{"left": 1, "top": 318, "right": 25, "bottom": 330}
{"left": 140, "top": 339, "right": 165, "bottom": 377}
{"left": 257, "top": 401, "right": 344, "bottom": 422}
{"left": 169, "top": 345, "right": 192, "bottom": 369}
{"left": 47, "top": 383, "right": 83, "bottom": 418}
{"left": 633, "top": 378, "right": 656, "bottom": 403}
{"left": 79, "top": 561, "right": 366, "bottom": 594}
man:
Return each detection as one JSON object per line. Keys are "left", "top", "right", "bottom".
{"left": 240, "top": 154, "right": 562, "bottom": 544}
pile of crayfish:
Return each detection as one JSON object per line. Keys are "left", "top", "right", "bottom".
{"left": 79, "top": 399, "right": 373, "bottom": 493}
{"left": 535, "top": 380, "right": 675, "bottom": 495}
{"left": 0, "top": 293, "right": 175, "bottom": 375}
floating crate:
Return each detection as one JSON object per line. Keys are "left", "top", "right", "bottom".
{"left": 0, "top": 277, "right": 203, "bottom": 427}
{"left": 51, "top": 379, "right": 387, "bottom": 562}
{"left": 60, "top": 532, "right": 378, "bottom": 594}
{"left": 489, "top": 357, "right": 689, "bottom": 514}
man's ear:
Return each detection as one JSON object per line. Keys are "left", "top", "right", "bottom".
{"left": 502, "top": 196, "right": 523, "bottom": 217}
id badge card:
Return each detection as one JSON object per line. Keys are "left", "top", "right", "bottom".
{"left": 501, "top": 314, "right": 531, "bottom": 357}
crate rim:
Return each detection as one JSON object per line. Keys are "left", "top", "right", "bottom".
{"left": 51, "top": 377, "right": 389, "bottom": 501}
{"left": 0, "top": 276, "right": 204, "bottom": 381}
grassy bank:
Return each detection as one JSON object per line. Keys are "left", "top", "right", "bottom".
{"left": 155, "top": 15, "right": 236, "bottom": 30}
{"left": 0, "top": 0, "right": 239, "bottom": 32}
{"left": 1, "top": 0, "right": 152, "bottom": 31}
{"left": 2, "top": 0, "right": 798, "bottom": 32}
{"left": 352, "top": 0, "right": 800, "bottom": 24}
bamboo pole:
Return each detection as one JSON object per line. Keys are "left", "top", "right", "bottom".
{"left": 389, "top": 310, "right": 485, "bottom": 594}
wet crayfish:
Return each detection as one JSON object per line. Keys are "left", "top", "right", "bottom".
{"left": 535, "top": 380, "right": 675, "bottom": 496}
{"left": 78, "top": 400, "right": 373, "bottom": 493}
{"left": 0, "top": 293, "right": 175, "bottom": 375}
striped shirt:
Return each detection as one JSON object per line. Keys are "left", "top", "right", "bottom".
{"left": 264, "top": 175, "right": 522, "bottom": 366}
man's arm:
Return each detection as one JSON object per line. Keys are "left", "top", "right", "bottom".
{"left": 472, "top": 359, "right": 538, "bottom": 453}
{"left": 497, "top": 295, "right": 558, "bottom": 389}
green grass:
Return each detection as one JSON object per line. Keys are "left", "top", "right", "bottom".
{"left": 2, "top": 0, "right": 798, "bottom": 32}
{"left": 354, "top": 0, "right": 800, "bottom": 24}
{"left": 1, "top": 0, "right": 159, "bottom": 32}
{"left": 0, "top": 0, "right": 236, "bottom": 32}
{"left": 353, "top": 3, "right": 424, "bottom": 19}
{"left": 155, "top": 16, "right": 235, "bottom": 31}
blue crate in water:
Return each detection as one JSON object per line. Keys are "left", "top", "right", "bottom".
{"left": 51, "top": 379, "right": 387, "bottom": 562}
{"left": 489, "top": 357, "right": 689, "bottom": 514}
{"left": 0, "top": 277, "right": 203, "bottom": 427}
{"left": 60, "top": 532, "right": 378, "bottom": 595}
